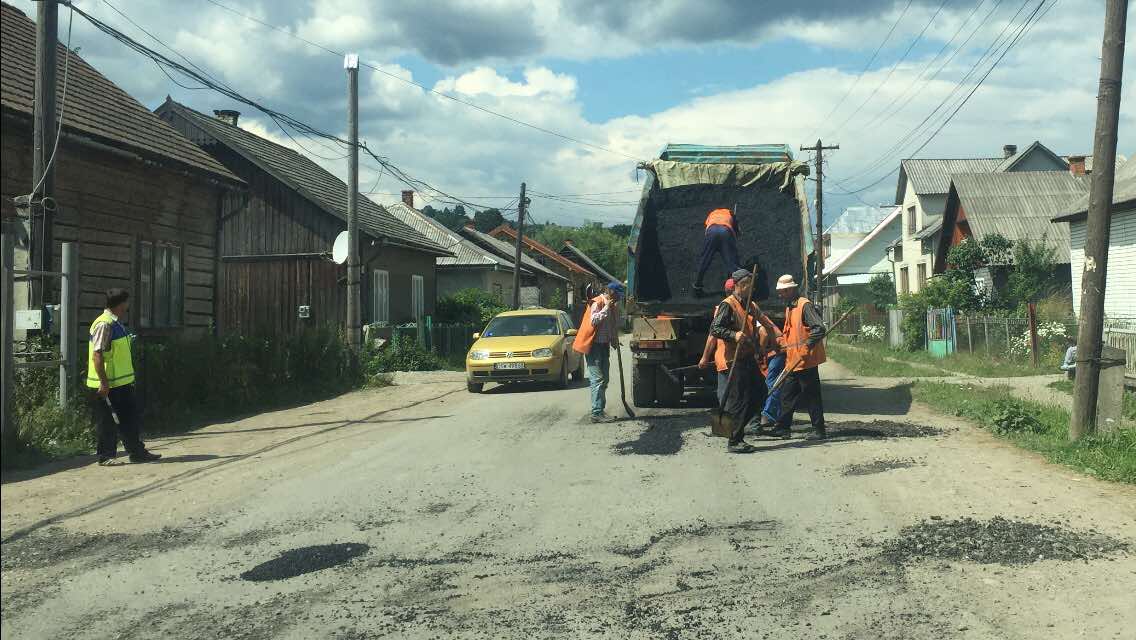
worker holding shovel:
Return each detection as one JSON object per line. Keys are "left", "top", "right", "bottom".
{"left": 709, "top": 269, "right": 773, "bottom": 453}
{"left": 573, "top": 281, "right": 625, "bottom": 423}
{"left": 770, "top": 274, "right": 828, "bottom": 440}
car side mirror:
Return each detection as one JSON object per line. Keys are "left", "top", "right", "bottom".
{"left": 566, "top": 329, "right": 578, "bottom": 336}
{"left": 472, "top": 332, "right": 480, "bottom": 340}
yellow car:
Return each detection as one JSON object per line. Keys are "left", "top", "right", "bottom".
{"left": 466, "top": 308, "right": 586, "bottom": 393}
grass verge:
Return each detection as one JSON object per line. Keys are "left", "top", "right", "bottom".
{"left": 913, "top": 381, "right": 1135, "bottom": 484}
{"left": 826, "top": 343, "right": 935, "bottom": 377}
{"left": 830, "top": 341, "right": 1047, "bottom": 378}
{"left": 1047, "top": 379, "right": 1136, "bottom": 421}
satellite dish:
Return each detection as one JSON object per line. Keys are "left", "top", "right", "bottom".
{"left": 332, "top": 231, "right": 349, "bottom": 265}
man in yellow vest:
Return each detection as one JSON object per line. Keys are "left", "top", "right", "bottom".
{"left": 693, "top": 207, "right": 741, "bottom": 297}
{"left": 572, "top": 281, "right": 623, "bottom": 423}
{"left": 771, "top": 274, "right": 828, "bottom": 440}
{"left": 87, "top": 288, "right": 160, "bottom": 465}
{"left": 709, "top": 269, "right": 777, "bottom": 453}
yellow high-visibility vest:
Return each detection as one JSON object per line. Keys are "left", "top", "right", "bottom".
{"left": 86, "top": 312, "right": 135, "bottom": 389}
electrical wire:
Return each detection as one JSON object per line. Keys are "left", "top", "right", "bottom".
{"left": 194, "top": 0, "right": 641, "bottom": 162}
{"left": 29, "top": 5, "right": 74, "bottom": 199}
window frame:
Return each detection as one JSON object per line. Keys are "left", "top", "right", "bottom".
{"left": 137, "top": 239, "right": 183, "bottom": 329}
{"left": 411, "top": 274, "right": 425, "bottom": 323}
{"left": 372, "top": 269, "right": 390, "bottom": 324}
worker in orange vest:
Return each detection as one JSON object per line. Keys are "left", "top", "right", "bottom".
{"left": 708, "top": 269, "right": 777, "bottom": 453}
{"left": 572, "top": 281, "right": 624, "bottom": 423}
{"left": 698, "top": 277, "right": 734, "bottom": 404}
{"left": 693, "top": 207, "right": 741, "bottom": 297}
{"left": 771, "top": 274, "right": 828, "bottom": 440}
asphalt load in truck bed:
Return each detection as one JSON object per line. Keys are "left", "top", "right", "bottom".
{"left": 637, "top": 183, "right": 804, "bottom": 305}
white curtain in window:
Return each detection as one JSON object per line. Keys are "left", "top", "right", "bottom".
{"left": 411, "top": 274, "right": 424, "bottom": 322}
{"left": 372, "top": 269, "right": 389, "bottom": 323}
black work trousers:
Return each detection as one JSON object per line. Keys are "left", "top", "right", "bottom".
{"left": 695, "top": 225, "right": 740, "bottom": 289}
{"left": 722, "top": 358, "right": 765, "bottom": 445}
{"left": 91, "top": 384, "right": 146, "bottom": 459}
{"left": 776, "top": 365, "right": 825, "bottom": 430}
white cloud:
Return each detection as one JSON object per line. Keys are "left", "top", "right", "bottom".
{"left": 433, "top": 67, "right": 576, "bottom": 99}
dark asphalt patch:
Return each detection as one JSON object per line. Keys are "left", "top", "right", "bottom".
{"left": 240, "top": 543, "right": 370, "bottom": 581}
{"left": 612, "top": 414, "right": 705, "bottom": 455}
{"left": 827, "top": 420, "right": 942, "bottom": 439}
{"left": 0, "top": 525, "right": 200, "bottom": 571}
{"left": 610, "top": 519, "right": 779, "bottom": 558}
{"left": 842, "top": 458, "right": 922, "bottom": 476}
{"left": 882, "top": 516, "right": 1129, "bottom": 566}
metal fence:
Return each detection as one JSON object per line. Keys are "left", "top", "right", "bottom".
{"left": 387, "top": 321, "right": 481, "bottom": 360}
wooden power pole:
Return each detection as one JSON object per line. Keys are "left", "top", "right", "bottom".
{"left": 1071, "top": 0, "right": 1127, "bottom": 440}
{"left": 511, "top": 182, "right": 527, "bottom": 310}
{"left": 800, "top": 140, "right": 839, "bottom": 304}
{"left": 31, "top": 0, "right": 58, "bottom": 309}
{"left": 345, "top": 53, "right": 361, "bottom": 350}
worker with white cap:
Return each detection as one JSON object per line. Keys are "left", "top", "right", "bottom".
{"left": 771, "top": 274, "right": 828, "bottom": 440}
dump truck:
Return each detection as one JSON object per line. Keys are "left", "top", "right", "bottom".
{"left": 625, "top": 144, "right": 814, "bottom": 407}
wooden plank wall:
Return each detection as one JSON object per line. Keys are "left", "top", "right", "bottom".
{"left": 1, "top": 118, "right": 225, "bottom": 338}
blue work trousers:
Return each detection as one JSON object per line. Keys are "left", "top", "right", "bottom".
{"left": 586, "top": 343, "right": 610, "bottom": 416}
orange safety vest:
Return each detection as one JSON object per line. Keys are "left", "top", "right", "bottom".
{"left": 573, "top": 295, "right": 610, "bottom": 355}
{"left": 780, "top": 297, "right": 826, "bottom": 372}
{"left": 704, "top": 208, "right": 735, "bottom": 232}
{"left": 713, "top": 295, "right": 758, "bottom": 372}
{"left": 757, "top": 326, "right": 781, "bottom": 378}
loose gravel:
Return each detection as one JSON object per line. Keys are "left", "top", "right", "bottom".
{"left": 882, "top": 516, "right": 1129, "bottom": 566}
{"left": 240, "top": 543, "right": 370, "bottom": 581}
{"left": 842, "top": 458, "right": 922, "bottom": 476}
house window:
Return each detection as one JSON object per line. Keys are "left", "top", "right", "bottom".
{"left": 138, "top": 240, "right": 182, "bottom": 328}
{"left": 372, "top": 269, "right": 389, "bottom": 324}
{"left": 906, "top": 206, "right": 916, "bottom": 235}
{"left": 411, "top": 274, "right": 424, "bottom": 322}
{"left": 899, "top": 267, "right": 910, "bottom": 294}
{"left": 917, "top": 263, "right": 928, "bottom": 288}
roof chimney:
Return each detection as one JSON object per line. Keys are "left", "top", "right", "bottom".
{"left": 1068, "top": 155, "right": 1087, "bottom": 176}
{"left": 1002, "top": 144, "right": 1017, "bottom": 158}
{"left": 401, "top": 190, "right": 414, "bottom": 208}
{"left": 213, "top": 109, "right": 240, "bottom": 126}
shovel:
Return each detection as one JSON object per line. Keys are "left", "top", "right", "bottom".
{"left": 709, "top": 264, "right": 760, "bottom": 437}
{"left": 613, "top": 340, "right": 635, "bottom": 418}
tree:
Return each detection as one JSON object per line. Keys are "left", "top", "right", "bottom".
{"left": 866, "top": 273, "right": 897, "bottom": 311}
{"left": 1007, "top": 239, "right": 1057, "bottom": 305}
{"left": 608, "top": 224, "right": 632, "bottom": 238}
{"left": 422, "top": 205, "right": 472, "bottom": 231}
{"left": 473, "top": 208, "right": 507, "bottom": 232}
{"left": 530, "top": 222, "right": 628, "bottom": 280}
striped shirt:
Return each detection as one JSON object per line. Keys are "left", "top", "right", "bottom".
{"left": 590, "top": 299, "right": 619, "bottom": 344}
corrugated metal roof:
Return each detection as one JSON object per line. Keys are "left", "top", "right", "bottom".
{"left": 995, "top": 141, "right": 1068, "bottom": 172}
{"left": 1055, "top": 158, "right": 1136, "bottom": 220}
{"left": 914, "top": 217, "right": 943, "bottom": 240}
{"left": 560, "top": 242, "right": 618, "bottom": 284}
{"left": 951, "top": 172, "right": 1089, "bottom": 262}
{"left": 658, "top": 144, "right": 794, "bottom": 164}
{"left": 460, "top": 226, "right": 568, "bottom": 282}
{"left": 386, "top": 203, "right": 522, "bottom": 271}
{"left": 0, "top": 3, "right": 239, "bottom": 183}
{"left": 489, "top": 225, "right": 591, "bottom": 274}
{"left": 901, "top": 158, "right": 1003, "bottom": 196}
{"left": 160, "top": 100, "right": 447, "bottom": 255}
{"left": 825, "top": 205, "right": 893, "bottom": 234}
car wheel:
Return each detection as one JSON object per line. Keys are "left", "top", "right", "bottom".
{"left": 467, "top": 382, "right": 483, "bottom": 393}
{"left": 574, "top": 354, "right": 587, "bottom": 382}
{"left": 557, "top": 360, "right": 569, "bottom": 389}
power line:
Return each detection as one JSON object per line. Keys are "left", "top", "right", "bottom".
{"left": 195, "top": 0, "right": 641, "bottom": 162}
{"left": 825, "top": 0, "right": 950, "bottom": 139}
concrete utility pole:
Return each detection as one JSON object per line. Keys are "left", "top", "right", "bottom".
{"left": 511, "top": 182, "right": 527, "bottom": 310}
{"left": 344, "top": 53, "right": 361, "bottom": 350}
{"left": 1071, "top": 0, "right": 1127, "bottom": 440}
{"left": 31, "top": 0, "right": 58, "bottom": 309}
{"left": 2, "top": 231, "right": 15, "bottom": 453}
{"left": 800, "top": 140, "right": 839, "bottom": 304}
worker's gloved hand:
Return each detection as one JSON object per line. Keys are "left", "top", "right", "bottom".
{"left": 734, "top": 331, "right": 745, "bottom": 343}
{"left": 698, "top": 358, "right": 710, "bottom": 369}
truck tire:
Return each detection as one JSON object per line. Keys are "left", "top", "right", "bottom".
{"left": 655, "top": 368, "right": 683, "bottom": 408}
{"left": 631, "top": 363, "right": 657, "bottom": 407}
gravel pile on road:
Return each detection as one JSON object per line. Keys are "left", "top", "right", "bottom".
{"left": 882, "top": 516, "right": 1129, "bottom": 566}
{"left": 828, "top": 420, "right": 943, "bottom": 439}
{"left": 841, "top": 458, "right": 922, "bottom": 476}
{"left": 1, "top": 526, "right": 199, "bottom": 571}
{"left": 240, "top": 543, "right": 370, "bottom": 581}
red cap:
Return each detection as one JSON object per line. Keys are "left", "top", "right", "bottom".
{"left": 724, "top": 278, "right": 735, "bottom": 291}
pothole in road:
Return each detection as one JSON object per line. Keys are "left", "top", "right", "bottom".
{"left": 240, "top": 543, "right": 370, "bottom": 581}
{"left": 610, "top": 519, "right": 779, "bottom": 558}
{"left": 882, "top": 516, "right": 1129, "bottom": 566}
{"left": 827, "top": 420, "right": 943, "bottom": 439}
{"left": 841, "top": 458, "right": 923, "bottom": 476}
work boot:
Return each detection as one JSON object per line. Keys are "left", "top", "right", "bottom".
{"left": 766, "top": 427, "right": 792, "bottom": 439}
{"left": 129, "top": 450, "right": 162, "bottom": 463}
{"left": 806, "top": 427, "right": 827, "bottom": 441}
{"left": 590, "top": 413, "right": 617, "bottom": 424}
{"left": 97, "top": 456, "right": 117, "bottom": 466}
{"left": 727, "top": 441, "right": 755, "bottom": 454}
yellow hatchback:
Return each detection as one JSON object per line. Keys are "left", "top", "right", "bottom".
{"left": 466, "top": 308, "right": 586, "bottom": 393}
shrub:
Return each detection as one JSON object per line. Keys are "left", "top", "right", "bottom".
{"left": 435, "top": 288, "right": 508, "bottom": 325}
{"left": 897, "top": 293, "right": 927, "bottom": 351}
{"left": 364, "top": 336, "right": 446, "bottom": 375}
{"left": 860, "top": 324, "right": 885, "bottom": 342}
{"left": 990, "top": 399, "right": 1044, "bottom": 435}
{"left": 866, "top": 273, "right": 897, "bottom": 311}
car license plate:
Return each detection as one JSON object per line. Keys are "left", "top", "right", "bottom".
{"left": 494, "top": 362, "right": 525, "bottom": 370}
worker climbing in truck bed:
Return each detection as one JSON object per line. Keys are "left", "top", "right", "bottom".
{"left": 693, "top": 206, "right": 741, "bottom": 297}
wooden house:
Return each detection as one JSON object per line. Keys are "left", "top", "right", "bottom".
{"left": 0, "top": 2, "right": 243, "bottom": 338}
{"left": 487, "top": 224, "right": 594, "bottom": 314}
{"left": 156, "top": 100, "right": 449, "bottom": 335}
{"left": 459, "top": 225, "right": 568, "bottom": 308}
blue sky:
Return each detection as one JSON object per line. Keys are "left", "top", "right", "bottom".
{"left": 9, "top": 0, "right": 1133, "bottom": 226}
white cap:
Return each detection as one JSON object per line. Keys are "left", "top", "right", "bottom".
{"left": 775, "top": 274, "right": 798, "bottom": 290}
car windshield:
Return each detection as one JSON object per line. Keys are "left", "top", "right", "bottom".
{"left": 482, "top": 315, "right": 560, "bottom": 337}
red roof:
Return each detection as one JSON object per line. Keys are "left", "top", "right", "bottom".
{"left": 488, "top": 225, "right": 591, "bottom": 275}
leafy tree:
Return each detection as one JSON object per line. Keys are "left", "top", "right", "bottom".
{"left": 866, "top": 273, "right": 897, "bottom": 311}
{"left": 473, "top": 208, "right": 507, "bottom": 232}
{"left": 608, "top": 224, "right": 632, "bottom": 238}
{"left": 421, "top": 205, "right": 473, "bottom": 231}
{"left": 529, "top": 222, "right": 628, "bottom": 280}
{"left": 435, "top": 288, "right": 508, "bottom": 325}
{"left": 1007, "top": 239, "right": 1057, "bottom": 305}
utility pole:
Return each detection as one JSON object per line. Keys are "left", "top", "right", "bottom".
{"left": 1071, "top": 0, "right": 1127, "bottom": 440}
{"left": 344, "top": 53, "right": 361, "bottom": 350}
{"left": 31, "top": 0, "right": 58, "bottom": 309}
{"left": 800, "top": 140, "right": 838, "bottom": 305}
{"left": 511, "top": 182, "right": 528, "bottom": 310}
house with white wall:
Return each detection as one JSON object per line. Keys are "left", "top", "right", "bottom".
{"left": 889, "top": 142, "right": 1072, "bottom": 296}
{"left": 822, "top": 206, "right": 901, "bottom": 310}
{"left": 1052, "top": 160, "right": 1136, "bottom": 321}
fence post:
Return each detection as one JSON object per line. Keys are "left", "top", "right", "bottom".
{"left": 965, "top": 316, "right": 973, "bottom": 353}
{"left": 2, "top": 231, "right": 15, "bottom": 453}
{"left": 1004, "top": 318, "right": 1010, "bottom": 354}
{"left": 1027, "top": 302, "right": 1040, "bottom": 368}
{"left": 59, "top": 242, "right": 77, "bottom": 406}
{"left": 983, "top": 319, "right": 989, "bottom": 356}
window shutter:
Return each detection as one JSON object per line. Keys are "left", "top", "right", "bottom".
{"left": 170, "top": 245, "right": 183, "bottom": 326}
{"left": 139, "top": 241, "right": 153, "bottom": 328}
{"left": 411, "top": 275, "right": 424, "bottom": 322}
{"left": 373, "top": 270, "right": 389, "bottom": 324}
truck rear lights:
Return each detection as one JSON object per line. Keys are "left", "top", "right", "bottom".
{"left": 637, "top": 340, "right": 666, "bottom": 349}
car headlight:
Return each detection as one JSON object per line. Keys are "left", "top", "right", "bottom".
{"left": 469, "top": 350, "right": 490, "bottom": 360}
{"left": 532, "top": 348, "right": 553, "bottom": 358}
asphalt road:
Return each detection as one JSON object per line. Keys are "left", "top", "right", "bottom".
{"left": 2, "top": 356, "right": 1134, "bottom": 639}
